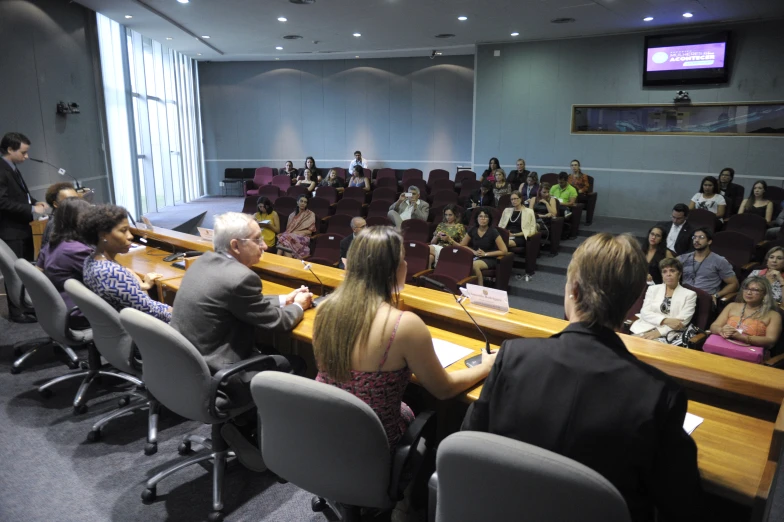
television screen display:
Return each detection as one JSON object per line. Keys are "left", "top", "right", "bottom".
{"left": 643, "top": 32, "right": 730, "bottom": 86}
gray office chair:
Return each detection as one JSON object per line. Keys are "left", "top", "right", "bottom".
{"left": 64, "top": 279, "right": 160, "bottom": 454}
{"left": 250, "top": 372, "right": 436, "bottom": 522}
{"left": 429, "top": 432, "right": 631, "bottom": 522}
{"left": 119, "top": 308, "right": 280, "bottom": 522}
{"left": 14, "top": 259, "right": 135, "bottom": 414}
{"left": 0, "top": 238, "right": 77, "bottom": 372}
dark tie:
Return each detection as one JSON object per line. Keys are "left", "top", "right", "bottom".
{"left": 12, "top": 167, "right": 31, "bottom": 201}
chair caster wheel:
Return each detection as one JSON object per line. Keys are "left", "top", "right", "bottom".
{"left": 10, "top": 366, "right": 21, "bottom": 375}
{"left": 79, "top": 361, "right": 89, "bottom": 370}
{"left": 87, "top": 430, "right": 101, "bottom": 442}
{"left": 178, "top": 441, "right": 192, "bottom": 455}
{"left": 311, "top": 496, "right": 328, "bottom": 512}
{"left": 118, "top": 396, "right": 131, "bottom": 407}
{"left": 141, "top": 487, "right": 156, "bottom": 504}
{"left": 73, "top": 403, "right": 88, "bottom": 415}
{"left": 208, "top": 511, "right": 224, "bottom": 522}
{"left": 39, "top": 388, "right": 52, "bottom": 398}
{"left": 144, "top": 442, "right": 158, "bottom": 456}
{"left": 67, "top": 359, "right": 79, "bottom": 370}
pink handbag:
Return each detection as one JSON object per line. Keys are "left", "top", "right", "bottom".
{"left": 703, "top": 334, "right": 764, "bottom": 364}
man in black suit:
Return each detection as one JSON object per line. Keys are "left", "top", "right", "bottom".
{"left": 657, "top": 203, "right": 694, "bottom": 256}
{"left": 0, "top": 132, "right": 48, "bottom": 322}
{"left": 339, "top": 216, "right": 366, "bottom": 269}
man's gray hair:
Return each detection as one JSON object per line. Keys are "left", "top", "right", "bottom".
{"left": 350, "top": 216, "right": 365, "bottom": 228}
{"left": 213, "top": 212, "right": 255, "bottom": 252}
{"left": 408, "top": 185, "right": 419, "bottom": 195}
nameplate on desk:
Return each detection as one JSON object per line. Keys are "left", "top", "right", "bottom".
{"left": 462, "top": 283, "right": 510, "bottom": 314}
{"left": 197, "top": 227, "right": 214, "bottom": 241}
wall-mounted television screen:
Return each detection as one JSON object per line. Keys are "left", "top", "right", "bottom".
{"left": 643, "top": 31, "right": 730, "bottom": 87}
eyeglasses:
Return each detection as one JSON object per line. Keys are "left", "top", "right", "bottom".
{"left": 692, "top": 235, "right": 707, "bottom": 240}
{"left": 744, "top": 288, "right": 764, "bottom": 294}
{"left": 239, "top": 238, "right": 265, "bottom": 246}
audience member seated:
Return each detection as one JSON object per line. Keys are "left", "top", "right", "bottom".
{"left": 276, "top": 195, "right": 316, "bottom": 258}
{"left": 677, "top": 227, "right": 738, "bottom": 305}
{"left": 41, "top": 182, "right": 78, "bottom": 247}
{"left": 253, "top": 196, "right": 280, "bottom": 248}
{"left": 349, "top": 150, "right": 368, "bottom": 170}
{"left": 567, "top": 159, "right": 590, "bottom": 196}
{"left": 492, "top": 169, "right": 512, "bottom": 206}
{"left": 641, "top": 225, "right": 673, "bottom": 284}
{"left": 171, "top": 211, "right": 311, "bottom": 471}
{"left": 631, "top": 258, "right": 696, "bottom": 341}
{"left": 295, "top": 168, "right": 317, "bottom": 192}
{"left": 498, "top": 191, "right": 537, "bottom": 248}
{"left": 36, "top": 197, "right": 93, "bottom": 329}
{"left": 657, "top": 203, "right": 694, "bottom": 256}
{"left": 529, "top": 182, "right": 557, "bottom": 224}
{"left": 767, "top": 204, "right": 784, "bottom": 239}
{"left": 689, "top": 175, "right": 726, "bottom": 218}
{"left": 80, "top": 204, "right": 171, "bottom": 323}
{"left": 347, "top": 165, "right": 370, "bottom": 191}
{"left": 459, "top": 207, "right": 508, "bottom": 287}
{"left": 480, "top": 157, "right": 500, "bottom": 183}
{"left": 304, "top": 156, "right": 321, "bottom": 181}
{"left": 462, "top": 233, "right": 703, "bottom": 522}
{"left": 280, "top": 160, "right": 297, "bottom": 184}
{"left": 429, "top": 204, "right": 466, "bottom": 268}
{"left": 738, "top": 180, "right": 773, "bottom": 224}
{"left": 339, "top": 217, "right": 366, "bottom": 269}
{"left": 313, "top": 226, "right": 496, "bottom": 449}
{"left": 748, "top": 246, "right": 784, "bottom": 304}
{"left": 550, "top": 172, "right": 577, "bottom": 210}
{"left": 708, "top": 276, "right": 782, "bottom": 353}
{"left": 468, "top": 180, "right": 495, "bottom": 210}
{"left": 520, "top": 171, "right": 538, "bottom": 206}
{"left": 388, "top": 186, "right": 429, "bottom": 229}
{"left": 718, "top": 167, "right": 744, "bottom": 216}
{"left": 319, "top": 169, "right": 344, "bottom": 192}
{"left": 506, "top": 158, "right": 530, "bottom": 190}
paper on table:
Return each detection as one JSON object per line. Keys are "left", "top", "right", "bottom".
{"left": 432, "top": 338, "right": 475, "bottom": 368}
{"left": 683, "top": 412, "right": 704, "bottom": 434}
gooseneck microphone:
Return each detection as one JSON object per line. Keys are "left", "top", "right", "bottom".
{"left": 301, "top": 260, "right": 328, "bottom": 305}
{"left": 419, "top": 276, "right": 491, "bottom": 367}
{"left": 28, "top": 158, "right": 82, "bottom": 190}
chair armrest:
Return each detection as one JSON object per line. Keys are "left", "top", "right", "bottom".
{"left": 208, "top": 354, "right": 278, "bottom": 419}
{"left": 742, "top": 261, "right": 758, "bottom": 271}
{"left": 412, "top": 269, "right": 434, "bottom": 281}
{"left": 722, "top": 292, "right": 738, "bottom": 303}
{"left": 765, "top": 352, "right": 784, "bottom": 368}
{"left": 689, "top": 332, "right": 708, "bottom": 349}
{"left": 428, "top": 472, "right": 438, "bottom": 522}
{"left": 456, "top": 275, "right": 478, "bottom": 286}
{"left": 389, "top": 410, "right": 436, "bottom": 501}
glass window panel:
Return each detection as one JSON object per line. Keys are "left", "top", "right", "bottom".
{"left": 138, "top": 157, "right": 147, "bottom": 215}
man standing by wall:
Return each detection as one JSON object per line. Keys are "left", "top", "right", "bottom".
{"left": 0, "top": 132, "right": 48, "bottom": 322}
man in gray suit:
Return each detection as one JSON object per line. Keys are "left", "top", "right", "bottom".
{"left": 171, "top": 212, "right": 312, "bottom": 471}
{"left": 388, "top": 185, "right": 430, "bottom": 229}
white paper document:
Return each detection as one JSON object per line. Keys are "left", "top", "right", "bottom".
{"left": 432, "top": 338, "right": 474, "bottom": 368}
{"left": 683, "top": 413, "right": 704, "bottom": 434}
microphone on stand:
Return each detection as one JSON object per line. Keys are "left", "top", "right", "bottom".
{"left": 276, "top": 245, "right": 328, "bottom": 306}
{"left": 419, "top": 276, "right": 491, "bottom": 368}
{"left": 28, "top": 158, "right": 82, "bottom": 190}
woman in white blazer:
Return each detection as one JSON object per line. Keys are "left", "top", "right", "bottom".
{"left": 498, "top": 191, "right": 538, "bottom": 248}
{"left": 630, "top": 257, "right": 697, "bottom": 340}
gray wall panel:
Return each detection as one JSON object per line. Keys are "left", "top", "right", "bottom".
{"left": 474, "top": 20, "right": 784, "bottom": 221}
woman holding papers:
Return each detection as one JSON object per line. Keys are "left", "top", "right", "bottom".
{"left": 462, "top": 233, "right": 703, "bottom": 522}
{"left": 313, "top": 226, "right": 496, "bottom": 448}
{"left": 253, "top": 197, "right": 280, "bottom": 248}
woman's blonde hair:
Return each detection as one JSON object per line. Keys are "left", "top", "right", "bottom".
{"left": 737, "top": 276, "right": 775, "bottom": 317}
{"left": 566, "top": 233, "right": 647, "bottom": 329}
{"left": 313, "top": 226, "right": 404, "bottom": 382}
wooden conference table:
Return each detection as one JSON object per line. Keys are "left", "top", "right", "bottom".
{"left": 124, "top": 226, "right": 784, "bottom": 514}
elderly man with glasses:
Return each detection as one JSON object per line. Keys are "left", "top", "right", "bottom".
{"left": 387, "top": 186, "right": 430, "bottom": 229}
{"left": 339, "top": 216, "right": 366, "bottom": 270}
{"left": 171, "top": 212, "right": 312, "bottom": 472}
{"left": 677, "top": 226, "right": 738, "bottom": 307}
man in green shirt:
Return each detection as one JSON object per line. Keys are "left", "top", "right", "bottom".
{"left": 550, "top": 171, "right": 577, "bottom": 207}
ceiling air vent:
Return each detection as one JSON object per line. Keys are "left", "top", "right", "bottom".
{"left": 283, "top": 35, "right": 304, "bottom": 40}
{"left": 289, "top": 0, "right": 316, "bottom": 4}
{"left": 435, "top": 34, "right": 455, "bottom": 39}
{"left": 551, "top": 17, "right": 576, "bottom": 24}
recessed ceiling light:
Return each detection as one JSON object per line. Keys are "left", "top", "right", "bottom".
{"left": 457, "top": 16, "right": 467, "bottom": 21}
{"left": 643, "top": 17, "right": 654, "bottom": 22}
{"left": 177, "top": 0, "right": 189, "bottom": 4}
{"left": 275, "top": 58, "right": 279, "bottom": 60}
{"left": 125, "top": 15, "right": 132, "bottom": 19}
{"left": 511, "top": 32, "right": 519, "bottom": 36}
{"left": 275, "top": 46, "right": 283, "bottom": 50}
{"left": 278, "top": 17, "right": 287, "bottom": 22}
{"left": 353, "top": 32, "right": 361, "bottom": 37}
{"left": 355, "top": 56, "right": 359, "bottom": 58}
{"left": 682, "top": 12, "right": 693, "bottom": 18}
{"left": 166, "top": 37, "right": 173, "bottom": 40}
{"left": 197, "top": 53, "right": 202, "bottom": 56}
{"left": 202, "top": 35, "right": 210, "bottom": 39}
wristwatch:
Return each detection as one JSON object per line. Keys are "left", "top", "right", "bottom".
{"left": 712, "top": 293, "right": 719, "bottom": 299}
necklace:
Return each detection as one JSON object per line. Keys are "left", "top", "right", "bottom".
{"left": 509, "top": 209, "right": 521, "bottom": 223}
{"left": 737, "top": 303, "right": 762, "bottom": 334}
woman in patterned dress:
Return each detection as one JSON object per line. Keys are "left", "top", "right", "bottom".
{"left": 429, "top": 204, "right": 466, "bottom": 268}
{"left": 312, "top": 226, "right": 496, "bottom": 448}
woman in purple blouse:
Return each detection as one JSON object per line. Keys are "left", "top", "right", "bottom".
{"left": 36, "top": 197, "right": 93, "bottom": 329}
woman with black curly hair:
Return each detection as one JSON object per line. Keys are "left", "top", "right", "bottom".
{"left": 79, "top": 204, "right": 172, "bottom": 323}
